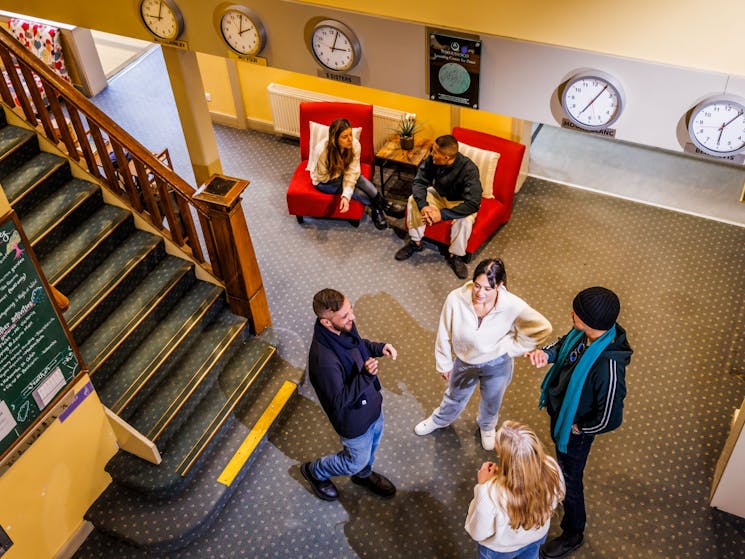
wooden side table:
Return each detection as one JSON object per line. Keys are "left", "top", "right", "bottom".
{"left": 375, "top": 136, "right": 433, "bottom": 197}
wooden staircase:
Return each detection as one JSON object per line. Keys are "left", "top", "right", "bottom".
{"left": 0, "top": 97, "right": 300, "bottom": 553}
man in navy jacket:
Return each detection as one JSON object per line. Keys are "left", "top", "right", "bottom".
{"left": 301, "top": 288, "right": 398, "bottom": 501}
{"left": 527, "top": 287, "right": 633, "bottom": 559}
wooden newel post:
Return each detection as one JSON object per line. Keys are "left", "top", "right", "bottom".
{"left": 194, "top": 174, "right": 271, "bottom": 334}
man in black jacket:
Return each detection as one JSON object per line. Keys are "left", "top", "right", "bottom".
{"left": 526, "top": 287, "right": 633, "bottom": 559}
{"left": 301, "top": 288, "right": 398, "bottom": 501}
{"left": 394, "top": 134, "right": 482, "bottom": 279}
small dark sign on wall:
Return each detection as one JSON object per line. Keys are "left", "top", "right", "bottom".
{"left": 0, "top": 523, "right": 12, "bottom": 556}
{"left": 428, "top": 30, "right": 481, "bottom": 109}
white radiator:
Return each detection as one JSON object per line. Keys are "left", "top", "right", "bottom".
{"left": 267, "top": 83, "right": 405, "bottom": 151}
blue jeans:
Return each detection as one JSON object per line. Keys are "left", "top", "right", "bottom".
{"left": 310, "top": 411, "right": 384, "bottom": 480}
{"left": 315, "top": 175, "right": 378, "bottom": 206}
{"left": 477, "top": 534, "right": 546, "bottom": 559}
{"left": 432, "top": 354, "right": 513, "bottom": 431}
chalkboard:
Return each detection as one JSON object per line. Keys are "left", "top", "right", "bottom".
{"left": 0, "top": 212, "right": 83, "bottom": 461}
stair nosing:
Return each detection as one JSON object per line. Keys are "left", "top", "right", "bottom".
{"left": 7, "top": 157, "right": 67, "bottom": 207}
{"left": 29, "top": 183, "right": 99, "bottom": 249}
{"left": 147, "top": 320, "right": 246, "bottom": 442}
{"left": 110, "top": 288, "right": 224, "bottom": 414}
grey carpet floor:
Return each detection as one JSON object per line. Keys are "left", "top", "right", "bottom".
{"left": 74, "top": 47, "right": 745, "bottom": 558}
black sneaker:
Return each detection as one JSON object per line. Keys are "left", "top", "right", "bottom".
{"left": 301, "top": 462, "right": 339, "bottom": 501}
{"left": 382, "top": 200, "right": 406, "bottom": 219}
{"left": 370, "top": 207, "right": 388, "bottom": 230}
{"left": 351, "top": 471, "right": 396, "bottom": 497}
{"left": 446, "top": 254, "right": 468, "bottom": 279}
{"left": 540, "top": 533, "right": 584, "bottom": 558}
{"left": 395, "top": 241, "right": 423, "bottom": 261}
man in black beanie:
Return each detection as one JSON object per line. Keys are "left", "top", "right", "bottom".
{"left": 526, "top": 287, "right": 633, "bottom": 559}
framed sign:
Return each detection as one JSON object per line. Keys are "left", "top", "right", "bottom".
{"left": 428, "top": 30, "right": 481, "bottom": 109}
{"left": 0, "top": 212, "right": 84, "bottom": 462}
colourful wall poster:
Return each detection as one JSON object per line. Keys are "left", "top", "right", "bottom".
{"left": 429, "top": 31, "right": 481, "bottom": 109}
{"left": 0, "top": 213, "right": 81, "bottom": 460}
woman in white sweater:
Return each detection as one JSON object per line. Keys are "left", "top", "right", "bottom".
{"left": 414, "top": 258, "right": 552, "bottom": 450}
{"left": 465, "top": 421, "right": 565, "bottom": 559}
{"left": 309, "top": 118, "right": 402, "bottom": 230}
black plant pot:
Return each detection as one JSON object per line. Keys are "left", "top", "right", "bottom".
{"left": 399, "top": 136, "right": 414, "bottom": 150}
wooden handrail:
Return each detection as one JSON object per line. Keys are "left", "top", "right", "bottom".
{"left": 0, "top": 26, "right": 271, "bottom": 333}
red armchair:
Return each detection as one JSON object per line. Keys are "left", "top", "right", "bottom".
{"left": 286, "top": 101, "right": 375, "bottom": 226}
{"left": 422, "top": 127, "right": 526, "bottom": 259}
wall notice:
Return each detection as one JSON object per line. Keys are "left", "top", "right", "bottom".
{"left": 0, "top": 213, "right": 81, "bottom": 460}
{"left": 429, "top": 30, "right": 481, "bottom": 109}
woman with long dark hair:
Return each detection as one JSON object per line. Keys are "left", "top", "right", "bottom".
{"left": 309, "top": 118, "right": 403, "bottom": 229}
{"left": 414, "top": 258, "right": 552, "bottom": 450}
{"left": 465, "top": 421, "right": 565, "bottom": 558}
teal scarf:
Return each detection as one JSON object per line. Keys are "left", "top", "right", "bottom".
{"left": 539, "top": 325, "right": 616, "bottom": 453}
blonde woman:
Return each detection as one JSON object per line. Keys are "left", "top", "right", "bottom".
{"left": 465, "top": 421, "right": 565, "bottom": 559}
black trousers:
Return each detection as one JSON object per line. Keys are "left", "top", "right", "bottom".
{"left": 554, "top": 431, "right": 595, "bottom": 537}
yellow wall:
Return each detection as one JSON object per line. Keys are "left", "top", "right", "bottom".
{"left": 0, "top": 376, "right": 117, "bottom": 559}
{"left": 197, "top": 52, "right": 236, "bottom": 118}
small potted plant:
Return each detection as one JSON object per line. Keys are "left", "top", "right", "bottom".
{"left": 395, "top": 113, "right": 422, "bottom": 150}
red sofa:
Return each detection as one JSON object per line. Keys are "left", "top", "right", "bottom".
{"left": 422, "top": 127, "right": 526, "bottom": 259}
{"left": 286, "top": 101, "right": 374, "bottom": 225}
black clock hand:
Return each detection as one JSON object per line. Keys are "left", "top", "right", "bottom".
{"left": 716, "top": 110, "right": 743, "bottom": 145}
{"left": 579, "top": 85, "right": 608, "bottom": 115}
{"left": 158, "top": 0, "right": 163, "bottom": 19}
{"left": 331, "top": 30, "right": 339, "bottom": 51}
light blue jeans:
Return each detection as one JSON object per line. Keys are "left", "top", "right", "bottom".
{"left": 310, "top": 411, "right": 384, "bottom": 480}
{"left": 315, "top": 175, "right": 378, "bottom": 206}
{"left": 431, "top": 354, "right": 513, "bottom": 431}
{"left": 477, "top": 534, "right": 546, "bottom": 559}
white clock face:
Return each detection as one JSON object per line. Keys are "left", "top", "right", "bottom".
{"left": 311, "top": 22, "right": 359, "bottom": 72}
{"left": 688, "top": 98, "right": 745, "bottom": 156}
{"left": 221, "top": 9, "right": 264, "bottom": 55}
{"left": 562, "top": 75, "right": 623, "bottom": 130}
{"left": 140, "top": 0, "right": 183, "bottom": 40}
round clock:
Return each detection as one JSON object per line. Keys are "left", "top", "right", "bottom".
{"left": 687, "top": 95, "right": 745, "bottom": 156}
{"left": 308, "top": 19, "right": 361, "bottom": 73}
{"left": 561, "top": 70, "right": 625, "bottom": 130}
{"left": 220, "top": 5, "right": 266, "bottom": 56}
{"left": 139, "top": 0, "right": 185, "bottom": 41}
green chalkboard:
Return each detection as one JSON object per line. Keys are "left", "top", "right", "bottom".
{"left": 0, "top": 212, "right": 83, "bottom": 460}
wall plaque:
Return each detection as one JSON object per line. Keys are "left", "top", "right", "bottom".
{"left": 428, "top": 30, "right": 481, "bottom": 109}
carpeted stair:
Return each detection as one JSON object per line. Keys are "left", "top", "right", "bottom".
{"left": 0, "top": 108, "right": 302, "bottom": 553}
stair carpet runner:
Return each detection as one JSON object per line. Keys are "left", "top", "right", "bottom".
{"left": 0, "top": 110, "right": 301, "bottom": 553}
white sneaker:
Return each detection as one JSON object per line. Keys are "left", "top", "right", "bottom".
{"left": 414, "top": 416, "right": 445, "bottom": 436}
{"left": 480, "top": 428, "right": 496, "bottom": 451}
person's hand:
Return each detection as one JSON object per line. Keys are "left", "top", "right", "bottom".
{"left": 572, "top": 423, "right": 581, "bottom": 435}
{"left": 477, "top": 461, "right": 497, "bottom": 484}
{"left": 525, "top": 349, "right": 548, "bottom": 368}
{"left": 382, "top": 343, "right": 397, "bottom": 360}
{"left": 421, "top": 205, "right": 442, "bottom": 226}
{"left": 440, "top": 370, "right": 451, "bottom": 381}
{"left": 339, "top": 196, "right": 350, "bottom": 213}
{"left": 364, "top": 357, "right": 379, "bottom": 375}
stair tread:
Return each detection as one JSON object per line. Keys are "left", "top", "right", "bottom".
{"left": 129, "top": 308, "right": 246, "bottom": 441}
{"left": 79, "top": 256, "right": 193, "bottom": 372}
{"left": 105, "top": 337, "right": 276, "bottom": 493}
{"left": 0, "top": 125, "right": 34, "bottom": 164}
{"left": 38, "top": 204, "right": 132, "bottom": 283}
{"left": 3, "top": 151, "right": 65, "bottom": 203}
{"left": 65, "top": 230, "right": 162, "bottom": 328}
{"left": 22, "top": 178, "right": 100, "bottom": 243}
{"left": 96, "top": 281, "right": 225, "bottom": 414}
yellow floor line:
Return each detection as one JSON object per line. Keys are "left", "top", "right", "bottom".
{"left": 217, "top": 380, "right": 297, "bottom": 487}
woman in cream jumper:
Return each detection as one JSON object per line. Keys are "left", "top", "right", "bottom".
{"left": 465, "top": 421, "right": 565, "bottom": 559}
{"left": 414, "top": 258, "right": 552, "bottom": 450}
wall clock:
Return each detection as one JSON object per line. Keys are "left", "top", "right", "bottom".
{"left": 308, "top": 19, "right": 361, "bottom": 73}
{"left": 561, "top": 70, "right": 625, "bottom": 130}
{"left": 687, "top": 95, "right": 745, "bottom": 156}
{"left": 139, "top": 0, "right": 185, "bottom": 41}
{"left": 220, "top": 5, "right": 266, "bottom": 56}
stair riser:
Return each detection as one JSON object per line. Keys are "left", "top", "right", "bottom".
{"left": 10, "top": 163, "right": 72, "bottom": 217}
{"left": 54, "top": 215, "right": 136, "bottom": 294}
{"left": 117, "top": 296, "right": 227, "bottom": 422}
{"left": 32, "top": 189, "right": 104, "bottom": 259}
{"left": 90, "top": 270, "right": 197, "bottom": 385}
{"left": 0, "top": 134, "right": 38, "bottom": 179}
{"left": 70, "top": 241, "right": 166, "bottom": 344}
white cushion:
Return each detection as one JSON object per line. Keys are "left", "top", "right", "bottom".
{"left": 306, "top": 121, "right": 362, "bottom": 170}
{"left": 458, "top": 141, "right": 500, "bottom": 199}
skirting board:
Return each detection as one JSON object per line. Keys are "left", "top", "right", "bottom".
{"left": 53, "top": 520, "right": 94, "bottom": 559}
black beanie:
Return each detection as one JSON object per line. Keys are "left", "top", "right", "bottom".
{"left": 572, "top": 287, "right": 620, "bottom": 330}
